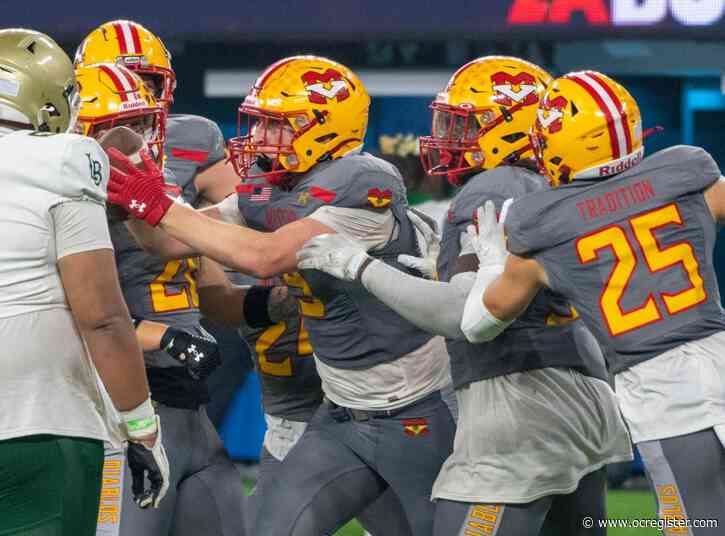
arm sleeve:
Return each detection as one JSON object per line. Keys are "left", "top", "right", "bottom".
{"left": 308, "top": 205, "right": 394, "bottom": 250}
{"left": 51, "top": 201, "right": 113, "bottom": 260}
{"left": 360, "top": 259, "right": 475, "bottom": 339}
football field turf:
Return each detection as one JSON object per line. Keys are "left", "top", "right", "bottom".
{"left": 335, "top": 489, "right": 658, "bottom": 535}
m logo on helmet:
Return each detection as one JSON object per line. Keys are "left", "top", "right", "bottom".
{"left": 301, "top": 69, "right": 350, "bottom": 105}
{"left": 491, "top": 72, "right": 538, "bottom": 106}
{"left": 537, "top": 95, "right": 568, "bottom": 133}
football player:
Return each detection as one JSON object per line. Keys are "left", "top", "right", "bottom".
{"left": 104, "top": 55, "right": 456, "bottom": 536}
{"left": 0, "top": 29, "right": 167, "bottom": 535}
{"left": 461, "top": 71, "right": 725, "bottom": 533}
{"left": 75, "top": 20, "right": 252, "bottom": 427}
{"left": 75, "top": 20, "right": 240, "bottom": 207}
{"left": 296, "top": 57, "right": 633, "bottom": 535}
{"left": 197, "top": 257, "right": 415, "bottom": 536}
{"left": 75, "top": 63, "right": 246, "bottom": 536}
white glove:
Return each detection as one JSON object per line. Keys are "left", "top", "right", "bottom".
{"left": 466, "top": 198, "right": 512, "bottom": 270}
{"left": 297, "top": 234, "right": 371, "bottom": 281}
{"left": 126, "top": 415, "right": 170, "bottom": 509}
{"left": 398, "top": 209, "right": 441, "bottom": 280}
{"left": 460, "top": 198, "right": 515, "bottom": 343}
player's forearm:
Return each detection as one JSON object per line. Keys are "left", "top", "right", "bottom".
{"left": 198, "top": 283, "right": 246, "bottom": 328}
{"left": 360, "top": 260, "right": 473, "bottom": 340}
{"left": 82, "top": 314, "right": 151, "bottom": 412}
{"left": 126, "top": 218, "right": 198, "bottom": 262}
{"left": 134, "top": 320, "right": 169, "bottom": 352}
{"left": 160, "top": 203, "right": 281, "bottom": 277}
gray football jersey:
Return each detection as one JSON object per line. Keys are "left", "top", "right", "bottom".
{"left": 243, "top": 279, "right": 323, "bottom": 421}
{"left": 507, "top": 145, "right": 725, "bottom": 373}
{"left": 438, "top": 166, "right": 607, "bottom": 389}
{"left": 237, "top": 153, "right": 433, "bottom": 370}
{"left": 164, "top": 114, "right": 226, "bottom": 207}
{"left": 109, "top": 182, "right": 201, "bottom": 369}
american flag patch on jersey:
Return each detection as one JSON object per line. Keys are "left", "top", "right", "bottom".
{"left": 250, "top": 186, "right": 272, "bottom": 202}
{"left": 237, "top": 183, "right": 273, "bottom": 202}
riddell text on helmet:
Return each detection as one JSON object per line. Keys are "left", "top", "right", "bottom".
{"left": 598, "top": 152, "right": 643, "bottom": 177}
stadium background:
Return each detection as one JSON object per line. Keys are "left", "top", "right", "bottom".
{"left": 12, "top": 1, "right": 725, "bottom": 533}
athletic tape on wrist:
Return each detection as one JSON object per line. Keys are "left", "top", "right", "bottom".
{"left": 121, "top": 397, "right": 158, "bottom": 440}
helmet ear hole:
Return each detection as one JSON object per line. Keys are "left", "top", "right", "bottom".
{"left": 501, "top": 132, "right": 526, "bottom": 144}
{"left": 314, "top": 133, "right": 337, "bottom": 144}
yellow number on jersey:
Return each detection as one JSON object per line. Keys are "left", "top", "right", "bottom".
{"left": 148, "top": 258, "right": 199, "bottom": 313}
{"left": 576, "top": 203, "right": 706, "bottom": 336}
{"left": 255, "top": 319, "right": 314, "bottom": 377}
{"left": 256, "top": 271, "right": 319, "bottom": 377}
{"left": 283, "top": 272, "right": 325, "bottom": 319}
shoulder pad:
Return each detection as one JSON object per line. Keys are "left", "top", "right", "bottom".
{"left": 57, "top": 134, "right": 109, "bottom": 204}
{"left": 638, "top": 145, "right": 721, "bottom": 194}
{"left": 303, "top": 152, "right": 406, "bottom": 211}
{"left": 165, "top": 114, "right": 226, "bottom": 169}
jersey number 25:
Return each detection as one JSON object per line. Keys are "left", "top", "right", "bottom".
{"left": 576, "top": 203, "right": 706, "bottom": 336}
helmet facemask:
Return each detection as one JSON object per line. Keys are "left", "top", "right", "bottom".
{"left": 64, "top": 81, "right": 81, "bottom": 133}
{"left": 419, "top": 103, "right": 483, "bottom": 184}
{"left": 229, "top": 104, "right": 325, "bottom": 185}
{"left": 419, "top": 100, "right": 532, "bottom": 185}
{"left": 84, "top": 109, "right": 166, "bottom": 164}
{"left": 135, "top": 67, "right": 175, "bottom": 110}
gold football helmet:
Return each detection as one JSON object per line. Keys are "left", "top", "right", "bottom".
{"left": 419, "top": 56, "right": 551, "bottom": 184}
{"left": 530, "top": 71, "right": 643, "bottom": 187}
{"left": 75, "top": 20, "right": 175, "bottom": 108}
{"left": 228, "top": 55, "right": 370, "bottom": 184}
{"left": 76, "top": 63, "right": 166, "bottom": 163}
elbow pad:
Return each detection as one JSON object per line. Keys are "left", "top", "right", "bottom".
{"left": 460, "top": 264, "right": 512, "bottom": 343}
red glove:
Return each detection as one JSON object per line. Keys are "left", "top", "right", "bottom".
{"left": 106, "top": 148, "right": 173, "bottom": 226}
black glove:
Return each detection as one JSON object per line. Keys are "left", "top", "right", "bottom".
{"left": 160, "top": 326, "right": 221, "bottom": 381}
{"left": 126, "top": 416, "right": 170, "bottom": 509}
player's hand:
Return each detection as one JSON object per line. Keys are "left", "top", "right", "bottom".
{"left": 161, "top": 326, "right": 222, "bottom": 381}
{"left": 106, "top": 148, "right": 173, "bottom": 226}
{"left": 127, "top": 416, "right": 170, "bottom": 509}
{"left": 398, "top": 208, "right": 440, "bottom": 279}
{"left": 297, "top": 234, "right": 370, "bottom": 281}
{"left": 467, "top": 199, "right": 512, "bottom": 269}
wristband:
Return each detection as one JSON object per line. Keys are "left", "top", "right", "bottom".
{"left": 243, "top": 286, "right": 274, "bottom": 328}
{"left": 159, "top": 326, "right": 176, "bottom": 351}
{"left": 121, "top": 397, "right": 158, "bottom": 440}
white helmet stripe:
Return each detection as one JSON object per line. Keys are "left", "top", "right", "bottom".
{"left": 571, "top": 72, "right": 628, "bottom": 160}
{"left": 120, "top": 22, "right": 138, "bottom": 55}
